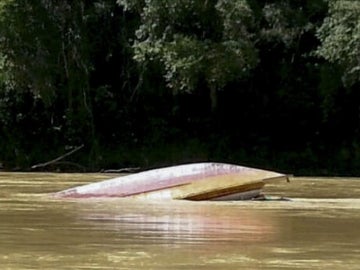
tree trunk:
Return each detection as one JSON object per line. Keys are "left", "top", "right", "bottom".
{"left": 210, "top": 86, "right": 217, "bottom": 112}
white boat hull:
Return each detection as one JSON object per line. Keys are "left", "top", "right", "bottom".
{"left": 53, "top": 163, "right": 287, "bottom": 200}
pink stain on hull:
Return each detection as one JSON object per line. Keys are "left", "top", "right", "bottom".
{"left": 53, "top": 163, "right": 282, "bottom": 199}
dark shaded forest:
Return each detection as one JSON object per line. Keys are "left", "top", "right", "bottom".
{"left": 0, "top": 0, "right": 359, "bottom": 175}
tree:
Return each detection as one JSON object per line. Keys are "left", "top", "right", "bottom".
{"left": 0, "top": 0, "right": 137, "bottom": 168}
{"left": 0, "top": 1, "right": 93, "bottom": 131}
{"left": 315, "top": 0, "right": 360, "bottom": 86}
{"left": 117, "top": 0, "right": 258, "bottom": 110}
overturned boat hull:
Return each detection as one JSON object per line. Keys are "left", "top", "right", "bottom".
{"left": 53, "top": 163, "right": 287, "bottom": 200}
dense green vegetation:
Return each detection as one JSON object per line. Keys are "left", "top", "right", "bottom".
{"left": 0, "top": 0, "right": 359, "bottom": 175}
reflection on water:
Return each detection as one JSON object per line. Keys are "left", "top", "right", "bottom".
{"left": 0, "top": 173, "right": 360, "bottom": 269}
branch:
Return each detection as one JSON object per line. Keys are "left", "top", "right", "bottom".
{"left": 31, "top": 144, "right": 84, "bottom": 170}
{"left": 102, "top": 167, "right": 140, "bottom": 173}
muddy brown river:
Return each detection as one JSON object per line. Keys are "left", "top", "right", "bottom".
{"left": 1, "top": 173, "right": 359, "bottom": 269}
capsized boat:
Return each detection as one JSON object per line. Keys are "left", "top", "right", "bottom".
{"left": 53, "top": 163, "right": 288, "bottom": 200}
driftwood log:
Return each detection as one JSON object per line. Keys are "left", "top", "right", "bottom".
{"left": 101, "top": 167, "right": 140, "bottom": 173}
{"left": 31, "top": 144, "right": 84, "bottom": 170}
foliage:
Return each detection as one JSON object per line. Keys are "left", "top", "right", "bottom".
{"left": 118, "top": 0, "right": 258, "bottom": 100}
{"left": 0, "top": 0, "right": 138, "bottom": 168}
{"left": 0, "top": 0, "right": 360, "bottom": 175}
{"left": 0, "top": 1, "right": 94, "bottom": 148}
{"left": 316, "top": 0, "right": 360, "bottom": 86}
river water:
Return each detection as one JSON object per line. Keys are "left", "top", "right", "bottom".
{"left": 1, "top": 173, "right": 360, "bottom": 269}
